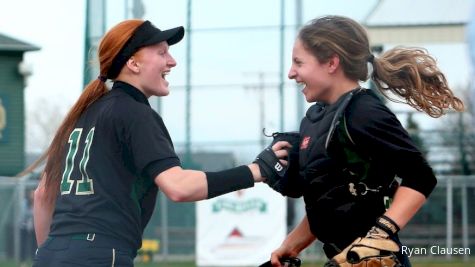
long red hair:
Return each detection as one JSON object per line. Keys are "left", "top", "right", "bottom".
{"left": 21, "top": 19, "right": 144, "bottom": 203}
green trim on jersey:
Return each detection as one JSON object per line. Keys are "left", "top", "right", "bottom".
{"left": 60, "top": 127, "right": 96, "bottom": 195}
{"left": 77, "top": 128, "right": 95, "bottom": 195}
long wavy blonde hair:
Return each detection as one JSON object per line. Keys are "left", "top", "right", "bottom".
{"left": 298, "top": 15, "right": 464, "bottom": 117}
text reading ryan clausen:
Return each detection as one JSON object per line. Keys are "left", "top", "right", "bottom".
{"left": 402, "top": 246, "right": 471, "bottom": 257}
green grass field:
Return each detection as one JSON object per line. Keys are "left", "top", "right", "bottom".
{"left": 2, "top": 259, "right": 473, "bottom": 267}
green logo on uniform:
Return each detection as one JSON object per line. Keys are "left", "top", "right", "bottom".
{"left": 212, "top": 198, "right": 267, "bottom": 213}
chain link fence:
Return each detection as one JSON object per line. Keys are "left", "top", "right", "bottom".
{"left": 1, "top": 174, "right": 474, "bottom": 263}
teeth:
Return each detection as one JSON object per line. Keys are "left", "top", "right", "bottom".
{"left": 297, "top": 82, "right": 306, "bottom": 89}
{"left": 162, "top": 71, "right": 170, "bottom": 78}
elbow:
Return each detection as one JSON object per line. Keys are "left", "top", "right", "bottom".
{"left": 34, "top": 181, "right": 53, "bottom": 208}
{"left": 155, "top": 167, "right": 204, "bottom": 202}
{"left": 156, "top": 178, "right": 192, "bottom": 202}
{"left": 34, "top": 185, "right": 47, "bottom": 205}
{"left": 166, "top": 188, "right": 192, "bottom": 202}
{"left": 168, "top": 195, "right": 187, "bottom": 202}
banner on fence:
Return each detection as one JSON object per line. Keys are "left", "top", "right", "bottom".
{"left": 196, "top": 183, "right": 286, "bottom": 266}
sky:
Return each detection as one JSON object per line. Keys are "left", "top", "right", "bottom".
{"left": 0, "top": 0, "right": 473, "bottom": 155}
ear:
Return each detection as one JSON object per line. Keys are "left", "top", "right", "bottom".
{"left": 125, "top": 56, "right": 141, "bottom": 74}
{"left": 327, "top": 54, "right": 340, "bottom": 74}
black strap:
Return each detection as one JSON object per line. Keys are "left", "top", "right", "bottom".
{"left": 322, "top": 242, "right": 345, "bottom": 259}
{"left": 325, "top": 88, "right": 361, "bottom": 150}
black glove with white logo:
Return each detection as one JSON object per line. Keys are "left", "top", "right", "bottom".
{"left": 254, "top": 132, "right": 300, "bottom": 192}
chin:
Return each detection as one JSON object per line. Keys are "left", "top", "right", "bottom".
{"left": 305, "top": 95, "right": 318, "bottom": 103}
{"left": 158, "top": 89, "right": 170, "bottom": 96}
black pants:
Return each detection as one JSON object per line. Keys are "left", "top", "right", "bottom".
{"left": 33, "top": 234, "right": 136, "bottom": 267}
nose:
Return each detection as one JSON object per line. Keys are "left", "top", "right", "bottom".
{"left": 288, "top": 67, "right": 296, "bottom": 80}
{"left": 168, "top": 54, "right": 177, "bottom": 67}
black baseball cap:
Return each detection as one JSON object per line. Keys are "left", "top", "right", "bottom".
{"left": 107, "top": 20, "right": 185, "bottom": 79}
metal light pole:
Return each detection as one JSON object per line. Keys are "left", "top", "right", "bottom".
{"left": 244, "top": 72, "right": 268, "bottom": 148}
{"left": 278, "top": 0, "right": 285, "bottom": 131}
{"left": 83, "top": 0, "right": 106, "bottom": 88}
{"left": 185, "top": 0, "right": 192, "bottom": 165}
{"left": 295, "top": 0, "right": 304, "bottom": 127}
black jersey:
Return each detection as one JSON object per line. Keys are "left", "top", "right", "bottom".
{"left": 49, "top": 81, "right": 181, "bottom": 251}
{"left": 299, "top": 88, "right": 436, "bottom": 249}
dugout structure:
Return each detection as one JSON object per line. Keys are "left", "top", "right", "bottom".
{"left": 0, "top": 33, "right": 39, "bottom": 176}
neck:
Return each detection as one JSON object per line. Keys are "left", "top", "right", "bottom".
{"left": 326, "top": 79, "right": 359, "bottom": 104}
{"left": 115, "top": 74, "right": 149, "bottom": 98}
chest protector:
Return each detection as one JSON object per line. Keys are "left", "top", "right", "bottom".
{"left": 300, "top": 89, "right": 397, "bottom": 245}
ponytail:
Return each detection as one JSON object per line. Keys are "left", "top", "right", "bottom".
{"left": 371, "top": 46, "right": 464, "bottom": 117}
{"left": 20, "top": 19, "right": 144, "bottom": 204}
{"left": 20, "top": 80, "right": 108, "bottom": 203}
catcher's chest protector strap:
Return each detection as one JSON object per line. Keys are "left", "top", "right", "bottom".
{"left": 325, "top": 88, "right": 360, "bottom": 150}
{"left": 324, "top": 88, "right": 367, "bottom": 173}
{"left": 324, "top": 88, "right": 394, "bottom": 197}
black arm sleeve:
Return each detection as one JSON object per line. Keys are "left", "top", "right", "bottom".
{"left": 205, "top": 166, "right": 254, "bottom": 198}
{"left": 346, "top": 92, "right": 437, "bottom": 197}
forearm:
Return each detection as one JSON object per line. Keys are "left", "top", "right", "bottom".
{"left": 281, "top": 215, "right": 317, "bottom": 255}
{"left": 156, "top": 165, "right": 256, "bottom": 202}
{"left": 171, "top": 169, "right": 208, "bottom": 201}
{"left": 33, "top": 185, "right": 55, "bottom": 246}
{"left": 384, "top": 186, "right": 426, "bottom": 229}
{"left": 154, "top": 141, "right": 289, "bottom": 201}
{"left": 155, "top": 167, "right": 208, "bottom": 202}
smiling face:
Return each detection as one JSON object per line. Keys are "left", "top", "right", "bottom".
{"left": 133, "top": 41, "right": 177, "bottom": 97}
{"left": 288, "top": 39, "right": 334, "bottom": 103}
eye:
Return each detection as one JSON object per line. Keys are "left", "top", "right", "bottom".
{"left": 158, "top": 49, "right": 167, "bottom": 56}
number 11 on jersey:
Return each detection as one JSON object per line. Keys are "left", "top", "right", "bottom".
{"left": 60, "top": 127, "right": 95, "bottom": 195}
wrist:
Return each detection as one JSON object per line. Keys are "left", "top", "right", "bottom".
{"left": 279, "top": 242, "right": 300, "bottom": 257}
{"left": 376, "top": 215, "right": 400, "bottom": 236}
{"left": 247, "top": 163, "right": 263, "bottom": 182}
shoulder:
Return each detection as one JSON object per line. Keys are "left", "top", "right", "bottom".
{"left": 100, "top": 90, "right": 160, "bottom": 126}
{"left": 346, "top": 88, "right": 398, "bottom": 125}
{"left": 348, "top": 89, "right": 388, "bottom": 113}
{"left": 344, "top": 88, "right": 406, "bottom": 141}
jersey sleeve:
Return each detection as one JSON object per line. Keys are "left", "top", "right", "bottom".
{"left": 126, "top": 107, "right": 181, "bottom": 180}
{"left": 346, "top": 92, "right": 437, "bottom": 197}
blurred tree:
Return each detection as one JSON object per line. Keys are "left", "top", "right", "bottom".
{"left": 406, "top": 113, "right": 427, "bottom": 156}
{"left": 26, "top": 97, "right": 68, "bottom": 153}
{"left": 437, "top": 87, "right": 475, "bottom": 175}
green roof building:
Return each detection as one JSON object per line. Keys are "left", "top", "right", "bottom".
{"left": 0, "top": 33, "right": 40, "bottom": 176}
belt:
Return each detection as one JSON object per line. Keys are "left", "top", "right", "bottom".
{"left": 55, "top": 233, "right": 137, "bottom": 257}
{"left": 72, "top": 233, "right": 97, "bottom": 241}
